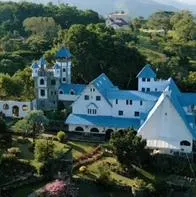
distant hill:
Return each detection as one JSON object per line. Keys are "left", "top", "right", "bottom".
{"left": 2, "top": 0, "right": 196, "bottom": 18}
{"left": 41, "top": 0, "right": 178, "bottom": 18}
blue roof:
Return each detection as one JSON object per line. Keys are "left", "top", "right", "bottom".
{"left": 178, "top": 93, "right": 196, "bottom": 106}
{"left": 54, "top": 63, "right": 60, "bottom": 69}
{"left": 165, "top": 78, "right": 181, "bottom": 95}
{"left": 137, "top": 64, "right": 156, "bottom": 78}
{"left": 56, "top": 48, "right": 72, "bottom": 59}
{"left": 66, "top": 114, "right": 141, "bottom": 129}
{"left": 39, "top": 57, "right": 47, "bottom": 68}
{"left": 32, "top": 62, "right": 39, "bottom": 69}
{"left": 59, "top": 84, "right": 86, "bottom": 95}
{"left": 91, "top": 73, "right": 118, "bottom": 105}
{"left": 107, "top": 90, "right": 159, "bottom": 101}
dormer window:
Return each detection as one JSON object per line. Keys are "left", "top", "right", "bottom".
{"left": 146, "top": 88, "right": 150, "bottom": 92}
{"left": 142, "top": 78, "right": 146, "bottom": 82}
{"left": 70, "top": 90, "right": 75, "bottom": 95}
{"left": 147, "top": 78, "right": 150, "bottom": 82}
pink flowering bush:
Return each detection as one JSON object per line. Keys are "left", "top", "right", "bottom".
{"left": 43, "top": 180, "right": 67, "bottom": 197}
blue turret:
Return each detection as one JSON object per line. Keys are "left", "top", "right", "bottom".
{"left": 38, "top": 56, "right": 47, "bottom": 69}
{"left": 137, "top": 64, "right": 156, "bottom": 79}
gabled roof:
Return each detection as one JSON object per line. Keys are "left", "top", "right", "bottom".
{"left": 91, "top": 73, "right": 117, "bottom": 106}
{"left": 165, "top": 78, "right": 181, "bottom": 95}
{"left": 178, "top": 93, "right": 196, "bottom": 106}
{"left": 137, "top": 64, "right": 156, "bottom": 78}
{"left": 66, "top": 114, "right": 141, "bottom": 129}
{"left": 138, "top": 91, "right": 196, "bottom": 139}
{"left": 59, "top": 84, "right": 86, "bottom": 95}
{"left": 56, "top": 48, "right": 72, "bottom": 59}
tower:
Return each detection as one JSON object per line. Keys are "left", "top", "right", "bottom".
{"left": 55, "top": 48, "right": 72, "bottom": 84}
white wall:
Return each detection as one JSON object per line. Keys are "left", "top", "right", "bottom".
{"left": 111, "top": 99, "right": 155, "bottom": 118}
{"left": 138, "top": 78, "right": 169, "bottom": 92}
{"left": 0, "top": 101, "right": 31, "bottom": 118}
{"left": 68, "top": 124, "right": 124, "bottom": 134}
{"left": 138, "top": 95, "right": 193, "bottom": 153}
{"left": 58, "top": 94, "right": 78, "bottom": 102}
{"left": 72, "top": 85, "right": 112, "bottom": 116}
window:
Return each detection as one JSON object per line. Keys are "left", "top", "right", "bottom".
{"left": 59, "top": 90, "right": 63, "bottom": 94}
{"left": 146, "top": 88, "right": 150, "bottom": 92}
{"left": 63, "top": 68, "right": 66, "bottom": 72}
{"left": 134, "top": 111, "right": 140, "bottom": 117}
{"left": 147, "top": 78, "right": 150, "bottom": 82}
{"left": 142, "top": 88, "right": 145, "bottom": 92}
{"left": 180, "top": 141, "right": 191, "bottom": 146}
{"left": 116, "top": 99, "right": 118, "bottom": 104}
{"left": 40, "top": 89, "right": 45, "bottom": 97}
{"left": 88, "top": 109, "right": 97, "bottom": 114}
{"left": 155, "top": 88, "right": 157, "bottom": 92}
{"left": 96, "top": 96, "right": 101, "bottom": 101}
{"left": 84, "top": 95, "right": 89, "bottom": 100}
{"left": 70, "top": 90, "right": 75, "bottom": 95}
{"left": 3, "top": 104, "right": 9, "bottom": 110}
{"left": 51, "top": 80, "right": 56, "bottom": 85}
{"left": 51, "top": 91, "right": 53, "bottom": 95}
{"left": 90, "top": 88, "right": 95, "bottom": 92}
{"left": 118, "top": 110, "right": 123, "bottom": 116}
{"left": 40, "top": 78, "right": 44, "bottom": 85}
{"left": 142, "top": 78, "right": 146, "bottom": 82}
{"left": 126, "top": 100, "right": 132, "bottom": 105}
{"left": 22, "top": 105, "right": 28, "bottom": 111}
{"left": 140, "top": 101, "right": 143, "bottom": 106}
{"left": 62, "top": 78, "right": 66, "bottom": 82}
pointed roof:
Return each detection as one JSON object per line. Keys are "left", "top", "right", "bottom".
{"left": 54, "top": 63, "right": 60, "bottom": 69}
{"left": 56, "top": 48, "right": 72, "bottom": 59}
{"left": 165, "top": 78, "right": 181, "bottom": 95}
{"left": 39, "top": 57, "right": 47, "bottom": 68}
{"left": 138, "top": 91, "right": 196, "bottom": 139}
{"left": 32, "top": 62, "right": 39, "bottom": 69}
{"left": 137, "top": 64, "right": 156, "bottom": 78}
{"left": 90, "top": 73, "right": 117, "bottom": 106}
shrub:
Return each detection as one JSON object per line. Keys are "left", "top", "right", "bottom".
{"left": 7, "top": 147, "right": 21, "bottom": 156}
{"left": 43, "top": 180, "right": 67, "bottom": 197}
{"left": 57, "top": 131, "right": 67, "bottom": 143}
{"left": 97, "top": 163, "right": 111, "bottom": 185}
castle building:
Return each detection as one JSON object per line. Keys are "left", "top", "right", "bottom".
{"left": 32, "top": 48, "right": 196, "bottom": 154}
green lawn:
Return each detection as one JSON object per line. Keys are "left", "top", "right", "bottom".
{"left": 75, "top": 157, "right": 145, "bottom": 188}
{"left": 67, "top": 141, "right": 97, "bottom": 160}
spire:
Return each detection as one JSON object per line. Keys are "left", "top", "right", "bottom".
{"left": 39, "top": 56, "right": 47, "bottom": 69}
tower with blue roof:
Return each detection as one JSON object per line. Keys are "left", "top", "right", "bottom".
{"left": 32, "top": 48, "right": 73, "bottom": 111}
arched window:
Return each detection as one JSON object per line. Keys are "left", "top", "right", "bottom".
{"left": 70, "top": 90, "right": 75, "bottom": 95}
{"left": 59, "top": 90, "right": 64, "bottom": 94}
{"left": 22, "top": 105, "right": 28, "bottom": 111}
{"left": 180, "top": 140, "right": 191, "bottom": 146}
{"left": 90, "top": 128, "right": 99, "bottom": 133}
{"left": 40, "top": 78, "right": 44, "bottom": 85}
{"left": 75, "top": 127, "right": 84, "bottom": 132}
{"left": 12, "top": 106, "right": 19, "bottom": 117}
{"left": 3, "top": 104, "right": 9, "bottom": 110}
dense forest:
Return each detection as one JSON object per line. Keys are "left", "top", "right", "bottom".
{"left": 0, "top": 1, "right": 195, "bottom": 101}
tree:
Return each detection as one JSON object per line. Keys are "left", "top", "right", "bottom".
{"left": 170, "top": 11, "right": 196, "bottom": 42}
{"left": 25, "top": 110, "right": 49, "bottom": 141}
{"left": 13, "top": 119, "right": 31, "bottom": 137}
{"left": 147, "top": 11, "right": 174, "bottom": 34}
{"left": 57, "top": 131, "right": 66, "bottom": 143}
{"left": 110, "top": 129, "right": 149, "bottom": 169}
{"left": 34, "top": 139, "right": 54, "bottom": 162}
{"left": 0, "top": 117, "right": 6, "bottom": 134}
